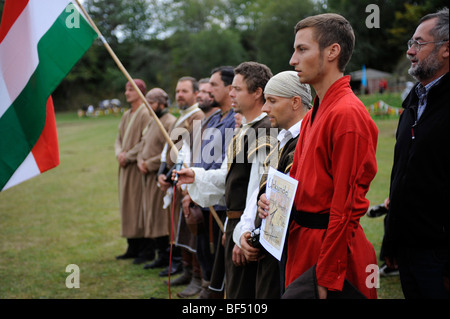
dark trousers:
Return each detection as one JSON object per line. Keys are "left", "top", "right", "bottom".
{"left": 224, "top": 218, "right": 257, "bottom": 299}
{"left": 209, "top": 213, "right": 226, "bottom": 292}
{"left": 196, "top": 210, "right": 222, "bottom": 281}
{"left": 398, "top": 247, "right": 449, "bottom": 299}
{"left": 255, "top": 251, "right": 281, "bottom": 299}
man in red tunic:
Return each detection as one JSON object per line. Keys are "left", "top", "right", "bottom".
{"left": 286, "top": 13, "right": 378, "bottom": 299}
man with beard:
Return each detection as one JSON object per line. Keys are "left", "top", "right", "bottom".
{"left": 181, "top": 68, "right": 236, "bottom": 299}
{"left": 383, "top": 8, "right": 449, "bottom": 299}
{"left": 137, "top": 88, "right": 176, "bottom": 266}
{"left": 155, "top": 77, "right": 204, "bottom": 283}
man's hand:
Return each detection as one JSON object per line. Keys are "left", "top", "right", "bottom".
{"left": 384, "top": 256, "right": 398, "bottom": 270}
{"left": 257, "top": 193, "right": 270, "bottom": 220}
{"left": 158, "top": 174, "right": 171, "bottom": 192}
{"left": 232, "top": 244, "right": 247, "bottom": 267}
{"left": 240, "top": 232, "right": 260, "bottom": 262}
{"left": 172, "top": 168, "right": 195, "bottom": 185}
{"left": 138, "top": 160, "right": 148, "bottom": 174}
{"left": 117, "top": 152, "right": 127, "bottom": 168}
{"left": 318, "top": 285, "right": 328, "bottom": 299}
{"left": 182, "top": 194, "right": 192, "bottom": 219}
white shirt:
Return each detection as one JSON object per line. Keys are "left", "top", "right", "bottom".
{"left": 235, "top": 119, "right": 303, "bottom": 246}
{"left": 187, "top": 113, "right": 268, "bottom": 242}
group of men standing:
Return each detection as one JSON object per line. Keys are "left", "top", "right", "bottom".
{"left": 113, "top": 9, "right": 448, "bottom": 300}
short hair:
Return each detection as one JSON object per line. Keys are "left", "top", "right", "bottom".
{"left": 199, "top": 78, "right": 210, "bottom": 85}
{"left": 234, "top": 61, "right": 273, "bottom": 94}
{"left": 419, "top": 7, "right": 449, "bottom": 43}
{"left": 211, "top": 66, "right": 235, "bottom": 86}
{"left": 178, "top": 76, "right": 199, "bottom": 93}
{"left": 294, "top": 13, "right": 355, "bottom": 72}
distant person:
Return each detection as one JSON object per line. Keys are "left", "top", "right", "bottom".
{"left": 383, "top": 8, "right": 449, "bottom": 299}
{"left": 115, "top": 79, "right": 151, "bottom": 261}
{"left": 137, "top": 88, "right": 176, "bottom": 266}
{"left": 156, "top": 77, "right": 204, "bottom": 288}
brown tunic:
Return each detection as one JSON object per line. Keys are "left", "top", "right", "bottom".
{"left": 137, "top": 111, "right": 177, "bottom": 238}
{"left": 114, "top": 104, "right": 151, "bottom": 238}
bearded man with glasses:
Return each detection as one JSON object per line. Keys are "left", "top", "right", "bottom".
{"left": 383, "top": 7, "right": 449, "bottom": 299}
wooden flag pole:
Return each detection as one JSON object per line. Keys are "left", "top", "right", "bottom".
{"left": 74, "top": 0, "right": 224, "bottom": 233}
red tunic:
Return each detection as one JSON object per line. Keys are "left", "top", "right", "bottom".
{"left": 287, "top": 76, "right": 378, "bottom": 299}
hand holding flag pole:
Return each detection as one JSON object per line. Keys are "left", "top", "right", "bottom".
{"left": 73, "top": 0, "right": 224, "bottom": 233}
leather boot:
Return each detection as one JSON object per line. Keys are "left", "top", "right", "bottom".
{"left": 177, "top": 276, "right": 202, "bottom": 298}
{"left": 116, "top": 238, "right": 140, "bottom": 259}
{"left": 164, "top": 265, "right": 192, "bottom": 285}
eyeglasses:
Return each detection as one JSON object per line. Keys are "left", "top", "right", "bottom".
{"left": 407, "top": 39, "right": 448, "bottom": 52}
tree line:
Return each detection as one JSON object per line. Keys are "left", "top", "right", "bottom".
{"left": 0, "top": 0, "right": 447, "bottom": 110}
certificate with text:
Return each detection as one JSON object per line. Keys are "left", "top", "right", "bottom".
{"left": 260, "top": 167, "right": 298, "bottom": 261}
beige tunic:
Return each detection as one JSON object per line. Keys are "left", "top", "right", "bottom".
{"left": 114, "top": 104, "right": 151, "bottom": 238}
{"left": 137, "top": 111, "right": 177, "bottom": 238}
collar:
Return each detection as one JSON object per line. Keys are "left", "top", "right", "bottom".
{"left": 278, "top": 119, "right": 302, "bottom": 150}
{"left": 242, "top": 112, "right": 267, "bottom": 128}
{"left": 179, "top": 103, "right": 199, "bottom": 116}
{"left": 415, "top": 74, "right": 445, "bottom": 97}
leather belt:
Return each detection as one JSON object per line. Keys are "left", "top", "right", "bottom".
{"left": 226, "top": 211, "right": 243, "bottom": 219}
{"left": 292, "top": 209, "right": 329, "bottom": 229}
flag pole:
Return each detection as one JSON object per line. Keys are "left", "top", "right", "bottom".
{"left": 74, "top": 0, "right": 224, "bottom": 232}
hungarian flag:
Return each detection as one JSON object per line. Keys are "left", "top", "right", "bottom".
{"left": 0, "top": 0, "right": 97, "bottom": 191}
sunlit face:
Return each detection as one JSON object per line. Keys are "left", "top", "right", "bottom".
{"left": 407, "top": 18, "right": 448, "bottom": 83}
{"left": 124, "top": 84, "right": 140, "bottom": 104}
{"left": 261, "top": 94, "right": 293, "bottom": 130}
{"left": 176, "top": 80, "right": 197, "bottom": 110}
{"left": 229, "top": 74, "right": 256, "bottom": 116}
{"left": 289, "top": 27, "right": 325, "bottom": 85}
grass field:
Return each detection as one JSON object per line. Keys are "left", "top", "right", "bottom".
{"left": 0, "top": 106, "right": 404, "bottom": 299}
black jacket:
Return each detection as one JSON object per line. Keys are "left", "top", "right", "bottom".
{"left": 384, "top": 72, "right": 449, "bottom": 255}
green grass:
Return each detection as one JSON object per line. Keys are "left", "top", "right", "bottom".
{"left": 0, "top": 112, "right": 403, "bottom": 299}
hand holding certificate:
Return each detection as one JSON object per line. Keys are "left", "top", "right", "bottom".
{"left": 260, "top": 167, "right": 298, "bottom": 261}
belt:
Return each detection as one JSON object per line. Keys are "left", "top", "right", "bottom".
{"left": 292, "top": 209, "right": 329, "bottom": 229}
{"left": 226, "top": 211, "right": 243, "bottom": 219}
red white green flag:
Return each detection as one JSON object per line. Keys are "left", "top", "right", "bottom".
{"left": 0, "top": 0, "right": 97, "bottom": 191}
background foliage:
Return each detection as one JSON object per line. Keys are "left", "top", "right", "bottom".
{"left": 0, "top": 0, "right": 448, "bottom": 110}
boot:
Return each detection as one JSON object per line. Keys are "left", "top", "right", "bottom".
{"left": 197, "top": 286, "right": 224, "bottom": 299}
{"left": 177, "top": 276, "right": 202, "bottom": 298}
{"left": 143, "top": 236, "right": 170, "bottom": 269}
{"left": 133, "top": 238, "right": 155, "bottom": 264}
{"left": 164, "top": 265, "right": 192, "bottom": 285}
{"left": 116, "top": 238, "right": 140, "bottom": 260}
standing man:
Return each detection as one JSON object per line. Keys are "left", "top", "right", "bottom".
{"left": 175, "top": 62, "right": 274, "bottom": 299}
{"left": 156, "top": 77, "right": 204, "bottom": 282}
{"left": 186, "top": 68, "right": 236, "bottom": 299}
{"left": 137, "top": 88, "right": 177, "bottom": 267}
{"left": 384, "top": 8, "right": 449, "bottom": 299}
{"left": 115, "top": 79, "right": 151, "bottom": 261}
{"left": 244, "top": 70, "right": 312, "bottom": 299}
{"left": 286, "top": 14, "right": 378, "bottom": 299}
